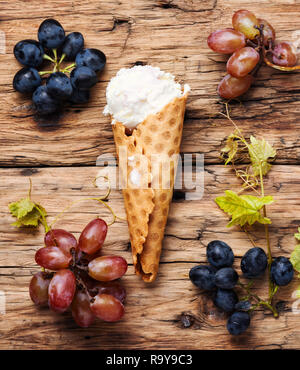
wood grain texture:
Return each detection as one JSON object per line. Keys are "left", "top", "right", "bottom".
{"left": 0, "top": 0, "right": 300, "bottom": 350}
{"left": 0, "top": 165, "right": 300, "bottom": 349}
{"left": 1, "top": 0, "right": 300, "bottom": 166}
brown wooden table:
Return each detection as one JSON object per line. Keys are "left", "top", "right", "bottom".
{"left": 1, "top": 0, "right": 300, "bottom": 350}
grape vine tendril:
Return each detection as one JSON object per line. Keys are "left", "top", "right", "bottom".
{"left": 220, "top": 103, "right": 279, "bottom": 317}
{"left": 49, "top": 175, "right": 125, "bottom": 229}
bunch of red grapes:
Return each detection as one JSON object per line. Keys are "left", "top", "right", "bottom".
{"left": 29, "top": 218, "right": 128, "bottom": 327}
{"left": 208, "top": 9, "right": 299, "bottom": 99}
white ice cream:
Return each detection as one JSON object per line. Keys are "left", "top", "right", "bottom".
{"left": 103, "top": 65, "right": 190, "bottom": 129}
{"left": 129, "top": 168, "right": 141, "bottom": 187}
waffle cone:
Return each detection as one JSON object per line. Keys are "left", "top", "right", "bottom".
{"left": 112, "top": 95, "right": 188, "bottom": 282}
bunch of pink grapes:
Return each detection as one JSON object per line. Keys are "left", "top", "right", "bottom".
{"left": 208, "top": 9, "right": 298, "bottom": 99}
{"left": 29, "top": 218, "right": 127, "bottom": 327}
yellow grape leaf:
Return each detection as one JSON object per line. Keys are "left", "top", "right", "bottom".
{"left": 295, "top": 227, "right": 300, "bottom": 241}
{"left": 221, "top": 134, "right": 238, "bottom": 165}
{"left": 215, "top": 190, "right": 274, "bottom": 227}
{"left": 248, "top": 136, "right": 276, "bottom": 177}
{"left": 290, "top": 245, "right": 300, "bottom": 273}
{"left": 9, "top": 198, "right": 47, "bottom": 228}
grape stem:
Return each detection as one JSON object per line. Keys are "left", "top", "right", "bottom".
{"left": 60, "top": 63, "right": 76, "bottom": 74}
{"left": 35, "top": 204, "right": 50, "bottom": 233}
{"left": 28, "top": 177, "right": 32, "bottom": 199}
{"left": 39, "top": 71, "right": 53, "bottom": 76}
{"left": 58, "top": 53, "right": 66, "bottom": 64}
{"left": 56, "top": 248, "right": 98, "bottom": 303}
{"left": 39, "top": 50, "right": 76, "bottom": 76}
{"left": 246, "top": 39, "right": 258, "bottom": 49}
{"left": 43, "top": 54, "right": 55, "bottom": 63}
{"left": 72, "top": 268, "right": 99, "bottom": 303}
{"left": 238, "top": 281, "right": 279, "bottom": 317}
{"left": 64, "top": 63, "right": 76, "bottom": 70}
{"left": 70, "top": 248, "right": 77, "bottom": 268}
{"left": 52, "top": 49, "right": 57, "bottom": 62}
{"left": 258, "top": 162, "right": 279, "bottom": 304}
{"left": 61, "top": 249, "right": 99, "bottom": 303}
{"left": 241, "top": 226, "right": 256, "bottom": 248}
{"left": 75, "top": 263, "right": 88, "bottom": 272}
{"left": 72, "top": 271, "right": 92, "bottom": 299}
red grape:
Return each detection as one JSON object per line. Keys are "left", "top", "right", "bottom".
{"left": 218, "top": 74, "right": 253, "bottom": 99}
{"left": 29, "top": 272, "right": 52, "bottom": 306}
{"left": 272, "top": 42, "right": 297, "bottom": 67}
{"left": 88, "top": 255, "right": 128, "bottom": 282}
{"left": 44, "top": 229, "right": 77, "bottom": 256}
{"left": 78, "top": 218, "right": 108, "bottom": 255}
{"left": 48, "top": 269, "right": 76, "bottom": 313}
{"left": 71, "top": 289, "right": 95, "bottom": 328}
{"left": 232, "top": 10, "right": 259, "bottom": 40}
{"left": 207, "top": 28, "right": 246, "bottom": 54}
{"left": 258, "top": 18, "right": 275, "bottom": 46}
{"left": 35, "top": 246, "right": 72, "bottom": 270}
{"left": 227, "top": 47, "right": 260, "bottom": 78}
{"left": 91, "top": 281, "right": 126, "bottom": 303}
{"left": 90, "top": 293, "right": 124, "bottom": 322}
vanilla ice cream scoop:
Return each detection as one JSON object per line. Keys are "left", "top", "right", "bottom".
{"left": 103, "top": 65, "right": 190, "bottom": 129}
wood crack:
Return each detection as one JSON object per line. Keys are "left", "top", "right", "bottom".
{"left": 156, "top": 0, "right": 218, "bottom": 13}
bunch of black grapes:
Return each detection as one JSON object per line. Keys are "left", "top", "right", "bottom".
{"left": 13, "top": 19, "right": 106, "bottom": 115}
{"left": 189, "top": 240, "right": 294, "bottom": 335}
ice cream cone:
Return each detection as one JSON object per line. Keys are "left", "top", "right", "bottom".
{"left": 112, "top": 94, "right": 188, "bottom": 282}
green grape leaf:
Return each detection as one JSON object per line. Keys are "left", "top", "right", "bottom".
{"left": 290, "top": 244, "right": 300, "bottom": 273}
{"left": 294, "top": 227, "right": 300, "bottom": 241}
{"left": 248, "top": 136, "right": 276, "bottom": 177}
{"left": 215, "top": 190, "right": 274, "bottom": 227}
{"left": 9, "top": 198, "right": 35, "bottom": 219}
{"left": 9, "top": 198, "right": 47, "bottom": 228}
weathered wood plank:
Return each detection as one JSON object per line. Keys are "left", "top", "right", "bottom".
{"left": 0, "top": 165, "right": 299, "bottom": 349}
{"left": 1, "top": 0, "right": 300, "bottom": 166}
{"left": 1, "top": 0, "right": 300, "bottom": 351}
